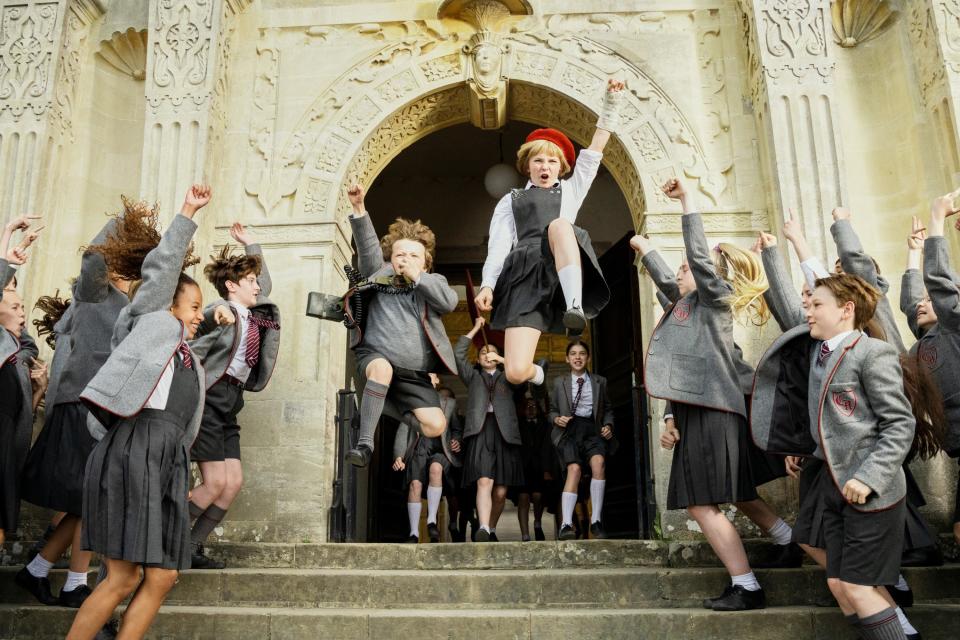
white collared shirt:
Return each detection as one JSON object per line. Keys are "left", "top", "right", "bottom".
{"left": 824, "top": 330, "right": 854, "bottom": 354}
{"left": 225, "top": 302, "right": 252, "bottom": 381}
{"left": 480, "top": 149, "right": 603, "bottom": 291}
{"left": 145, "top": 325, "right": 190, "bottom": 410}
{"left": 571, "top": 372, "right": 593, "bottom": 418}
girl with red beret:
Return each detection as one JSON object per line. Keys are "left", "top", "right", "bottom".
{"left": 475, "top": 79, "right": 625, "bottom": 389}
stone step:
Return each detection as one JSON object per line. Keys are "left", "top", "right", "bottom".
{"left": 1, "top": 603, "right": 957, "bottom": 640}
{"left": 2, "top": 565, "right": 958, "bottom": 610}
{"left": 5, "top": 536, "right": 957, "bottom": 570}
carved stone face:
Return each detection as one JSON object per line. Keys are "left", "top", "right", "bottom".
{"left": 472, "top": 43, "right": 502, "bottom": 92}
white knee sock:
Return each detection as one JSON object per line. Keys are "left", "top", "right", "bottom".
{"left": 590, "top": 479, "right": 605, "bottom": 524}
{"left": 895, "top": 607, "right": 918, "bottom": 635}
{"left": 407, "top": 502, "right": 422, "bottom": 537}
{"left": 893, "top": 574, "right": 909, "bottom": 591}
{"left": 26, "top": 554, "right": 53, "bottom": 579}
{"left": 426, "top": 486, "right": 442, "bottom": 525}
{"left": 62, "top": 570, "right": 88, "bottom": 593}
{"left": 731, "top": 571, "right": 760, "bottom": 592}
{"left": 530, "top": 364, "right": 545, "bottom": 386}
{"left": 767, "top": 518, "right": 793, "bottom": 546}
{"left": 561, "top": 491, "right": 578, "bottom": 527}
{"left": 558, "top": 264, "right": 582, "bottom": 310}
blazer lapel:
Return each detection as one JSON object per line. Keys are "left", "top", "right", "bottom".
{"left": 591, "top": 375, "right": 601, "bottom": 422}
{"left": 562, "top": 375, "right": 573, "bottom": 414}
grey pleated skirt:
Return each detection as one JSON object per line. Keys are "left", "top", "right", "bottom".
{"left": 462, "top": 414, "right": 525, "bottom": 488}
{"left": 81, "top": 409, "right": 191, "bottom": 570}
{"left": 666, "top": 402, "right": 758, "bottom": 509}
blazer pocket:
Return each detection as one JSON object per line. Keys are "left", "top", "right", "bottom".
{"left": 826, "top": 382, "right": 862, "bottom": 424}
{"left": 87, "top": 351, "right": 142, "bottom": 398}
{"left": 669, "top": 354, "right": 705, "bottom": 394}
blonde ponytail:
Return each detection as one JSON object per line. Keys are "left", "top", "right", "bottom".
{"left": 716, "top": 243, "right": 770, "bottom": 326}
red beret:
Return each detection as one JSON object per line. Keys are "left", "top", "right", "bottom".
{"left": 525, "top": 128, "right": 575, "bottom": 169}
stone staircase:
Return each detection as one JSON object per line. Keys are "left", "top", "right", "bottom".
{"left": 1, "top": 540, "right": 957, "bottom": 639}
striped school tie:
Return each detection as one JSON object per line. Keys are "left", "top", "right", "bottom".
{"left": 816, "top": 342, "right": 832, "bottom": 367}
{"left": 244, "top": 314, "right": 279, "bottom": 369}
{"left": 178, "top": 342, "right": 193, "bottom": 369}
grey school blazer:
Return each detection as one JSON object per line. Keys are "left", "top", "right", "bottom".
{"left": 831, "top": 219, "right": 906, "bottom": 353}
{"left": 1, "top": 329, "right": 36, "bottom": 477}
{"left": 43, "top": 303, "right": 75, "bottom": 410}
{"left": 189, "top": 244, "right": 281, "bottom": 391}
{"left": 81, "top": 214, "right": 206, "bottom": 449}
{"left": 546, "top": 372, "right": 619, "bottom": 455}
{"left": 751, "top": 327, "right": 915, "bottom": 512}
{"left": 54, "top": 218, "right": 131, "bottom": 405}
{"left": 393, "top": 396, "right": 462, "bottom": 467}
{"left": 453, "top": 335, "right": 521, "bottom": 445}
{"left": 760, "top": 245, "right": 806, "bottom": 331}
{"left": 349, "top": 213, "right": 458, "bottom": 375}
{"left": 900, "top": 237, "right": 960, "bottom": 456}
{"left": 641, "top": 213, "right": 748, "bottom": 418}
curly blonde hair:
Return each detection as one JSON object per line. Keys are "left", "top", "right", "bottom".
{"left": 87, "top": 196, "right": 200, "bottom": 281}
{"left": 380, "top": 217, "right": 436, "bottom": 271}
{"left": 516, "top": 139, "right": 572, "bottom": 177}
{"left": 715, "top": 243, "right": 770, "bottom": 326}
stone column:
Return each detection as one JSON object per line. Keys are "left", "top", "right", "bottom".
{"left": 739, "top": 0, "right": 846, "bottom": 262}
{"left": 139, "top": 0, "right": 248, "bottom": 212}
{"left": 0, "top": 0, "right": 103, "bottom": 223}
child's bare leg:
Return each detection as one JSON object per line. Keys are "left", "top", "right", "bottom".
{"left": 410, "top": 406, "right": 446, "bottom": 438}
{"left": 67, "top": 558, "right": 140, "bottom": 640}
{"left": 548, "top": 218, "right": 584, "bottom": 318}
{"left": 116, "top": 567, "right": 178, "bottom": 639}
{"left": 504, "top": 327, "right": 543, "bottom": 385}
{"left": 476, "top": 478, "right": 494, "bottom": 528}
{"left": 490, "top": 484, "right": 508, "bottom": 530}
{"left": 190, "top": 461, "right": 226, "bottom": 510}
{"left": 686, "top": 504, "right": 751, "bottom": 576}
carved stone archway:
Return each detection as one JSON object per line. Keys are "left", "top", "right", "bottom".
{"left": 244, "top": 20, "right": 729, "bottom": 230}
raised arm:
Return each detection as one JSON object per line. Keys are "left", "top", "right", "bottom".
{"left": 415, "top": 272, "right": 458, "bottom": 315}
{"left": 75, "top": 217, "right": 119, "bottom": 303}
{"left": 830, "top": 210, "right": 887, "bottom": 291}
{"left": 346, "top": 184, "right": 388, "bottom": 279}
{"left": 1, "top": 215, "right": 41, "bottom": 286}
{"left": 230, "top": 222, "right": 272, "bottom": 298}
{"left": 759, "top": 238, "right": 806, "bottom": 331}
{"left": 454, "top": 332, "right": 478, "bottom": 387}
{"left": 586, "top": 79, "right": 625, "bottom": 153}
{"left": 632, "top": 235, "right": 681, "bottom": 303}
{"left": 118, "top": 185, "right": 207, "bottom": 331}
{"left": 901, "top": 216, "right": 926, "bottom": 338}
{"left": 924, "top": 190, "right": 960, "bottom": 332}
{"left": 662, "top": 179, "right": 732, "bottom": 306}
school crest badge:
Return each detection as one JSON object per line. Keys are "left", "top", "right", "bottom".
{"left": 918, "top": 342, "right": 938, "bottom": 368}
{"left": 832, "top": 389, "right": 857, "bottom": 417}
{"left": 672, "top": 300, "right": 691, "bottom": 322}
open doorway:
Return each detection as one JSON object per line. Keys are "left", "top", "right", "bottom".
{"left": 350, "top": 121, "right": 647, "bottom": 542}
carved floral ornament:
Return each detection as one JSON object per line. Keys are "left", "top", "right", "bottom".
{"left": 245, "top": 12, "right": 729, "bottom": 224}
{"left": 830, "top": 0, "right": 897, "bottom": 48}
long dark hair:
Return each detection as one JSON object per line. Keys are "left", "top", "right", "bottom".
{"left": 900, "top": 354, "right": 947, "bottom": 461}
{"left": 33, "top": 291, "right": 71, "bottom": 349}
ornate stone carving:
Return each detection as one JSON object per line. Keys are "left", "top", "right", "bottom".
{"left": 98, "top": 28, "right": 148, "bottom": 80}
{"left": 50, "top": 1, "right": 94, "bottom": 142}
{"left": 462, "top": 29, "right": 510, "bottom": 128}
{"left": 147, "top": 0, "right": 216, "bottom": 112}
{"left": 831, "top": 0, "right": 897, "bottom": 47}
{"left": 643, "top": 211, "right": 760, "bottom": 235}
{"left": 420, "top": 53, "right": 461, "bottom": 81}
{"left": 437, "top": 0, "right": 532, "bottom": 24}
{"left": 303, "top": 179, "right": 333, "bottom": 215}
{"left": 756, "top": 0, "right": 835, "bottom": 82}
{"left": 376, "top": 69, "right": 420, "bottom": 102}
{"left": 0, "top": 2, "right": 60, "bottom": 119}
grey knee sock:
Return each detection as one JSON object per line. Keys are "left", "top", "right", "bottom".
{"left": 358, "top": 381, "right": 389, "bottom": 450}
{"left": 845, "top": 613, "right": 863, "bottom": 639}
{"left": 189, "top": 500, "right": 205, "bottom": 521}
{"left": 190, "top": 505, "right": 228, "bottom": 546}
{"left": 859, "top": 608, "right": 907, "bottom": 640}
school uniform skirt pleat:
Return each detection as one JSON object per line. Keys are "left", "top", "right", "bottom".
{"left": 81, "top": 409, "right": 191, "bottom": 570}
{"left": 666, "top": 402, "right": 758, "bottom": 509}
{"left": 462, "top": 414, "right": 524, "bottom": 488}
{"left": 20, "top": 402, "right": 97, "bottom": 515}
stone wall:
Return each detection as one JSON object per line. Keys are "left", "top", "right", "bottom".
{"left": 6, "top": 0, "right": 958, "bottom": 542}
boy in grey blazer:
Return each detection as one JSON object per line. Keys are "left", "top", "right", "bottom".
{"left": 751, "top": 272, "right": 914, "bottom": 640}
{"left": 185, "top": 223, "right": 281, "bottom": 569}
{"left": 392, "top": 377, "right": 461, "bottom": 543}
{"left": 344, "top": 183, "right": 458, "bottom": 468}
{"left": 547, "top": 340, "right": 615, "bottom": 540}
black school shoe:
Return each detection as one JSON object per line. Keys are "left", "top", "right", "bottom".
{"left": 563, "top": 306, "right": 586, "bottom": 336}
{"left": 752, "top": 542, "right": 804, "bottom": 569}
{"left": 702, "top": 585, "right": 734, "bottom": 609}
{"left": 58, "top": 584, "right": 93, "bottom": 608}
{"left": 475, "top": 529, "right": 491, "bottom": 543}
{"left": 489, "top": 532, "right": 499, "bottom": 542}
{"left": 191, "top": 544, "right": 226, "bottom": 570}
{"left": 708, "top": 585, "right": 766, "bottom": 611}
{"left": 534, "top": 525, "right": 546, "bottom": 541}
{"left": 406, "top": 535, "right": 419, "bottom": 543}
{"left": 448, "top": 524, "right": 465, "bottom": 543}
{"left": 345, "top": 445, "right": 372, "bottom": 468}
{"left": 589, "top": 522, "right": 608, "bottom": 540}
{"left": 427, "top": 522, "right": 441, "bottom": 543}
{"left": 15, "top": 567, "right": 57, "bottom": 605}
{"left": 889, "top": 585, "right": 914, "bottom": 609}
{"left": 558, "top": 524, "right": 576, "bottom": 541}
